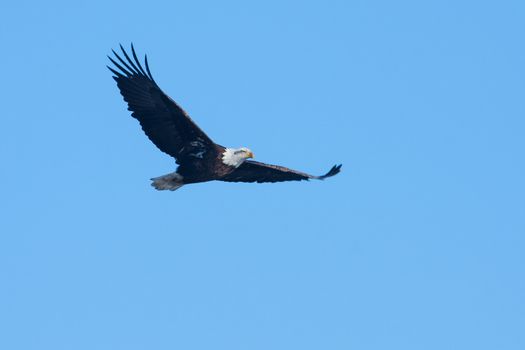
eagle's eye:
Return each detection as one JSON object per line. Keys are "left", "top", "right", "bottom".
{"left": 234, "top": 150, "right": 245, "bottom": 155}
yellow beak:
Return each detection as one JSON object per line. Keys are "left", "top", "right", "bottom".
{"left": 247, "top": 151, "right": 255, "bottom": 159}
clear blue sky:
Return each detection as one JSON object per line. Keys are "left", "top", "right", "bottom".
{"left": 1, "top": 1, "right": 524, "bottom": 349}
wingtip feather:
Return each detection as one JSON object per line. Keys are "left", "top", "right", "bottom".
{"left": 144, "top": 54, "right": 155, "bottom": 82}
{"left": 131, "top": 43, "right": 148, "bottom": 76}
{"left": 106, "top": 65, "right": 123, "bottom": 77}
{"left": 318, "top": 164, "right": 342, "bottom": 180}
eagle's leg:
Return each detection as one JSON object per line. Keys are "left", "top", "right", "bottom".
{"left": 150, "top": 172, "right": 184, "bottom": 191}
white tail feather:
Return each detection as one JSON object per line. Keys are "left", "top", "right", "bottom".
{"left": 150, "top": 172, "right": 184, "bottom": 191}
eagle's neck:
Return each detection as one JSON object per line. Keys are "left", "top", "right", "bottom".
{"left": 222, "top": 148, "right": 247, "bottom": 168}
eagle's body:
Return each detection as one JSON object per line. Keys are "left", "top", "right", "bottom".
{"left": 108, "top": 45, "right": 341, "bottom": 191}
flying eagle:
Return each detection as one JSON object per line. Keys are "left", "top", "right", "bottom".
{"left": 108, "top": 44, "right": 342, "bottom": 191}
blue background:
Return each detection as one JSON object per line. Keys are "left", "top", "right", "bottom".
{"left": 1, "top": 1, "right": 524, "bottom": 349}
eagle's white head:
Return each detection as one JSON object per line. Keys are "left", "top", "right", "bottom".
{"left": 222, "top": 147, "right": 254, "bottom": 167}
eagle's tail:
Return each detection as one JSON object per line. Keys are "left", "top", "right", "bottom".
{"left": 150, "top": 172, "right": 184, "bottom": 191}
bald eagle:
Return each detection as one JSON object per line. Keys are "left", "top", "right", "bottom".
{"left": 108, "top": 44, "right": 342, "bottom": 191}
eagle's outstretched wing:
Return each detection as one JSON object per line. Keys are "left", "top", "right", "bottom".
{"left": 220, "top": 161, "right": 342, "bottom": 183}
{"left": 108, "top": 44, "right": 216, "bottom": 162}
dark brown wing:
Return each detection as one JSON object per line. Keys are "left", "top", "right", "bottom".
{"left": 220, "top": 161, "right": 342, "bottom": 183}
{"left": 108, "top": 44, "right": 216, "bottom": 163}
